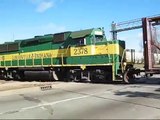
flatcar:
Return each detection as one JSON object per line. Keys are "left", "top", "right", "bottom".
{"left": 0, "top": 28, "right": 135, "bottom": 83}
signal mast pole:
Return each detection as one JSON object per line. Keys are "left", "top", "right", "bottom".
{"left": 111, "top": 15, "right": 160, "bottom": 74}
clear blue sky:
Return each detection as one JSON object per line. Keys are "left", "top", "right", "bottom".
{"left": 0, "top": 0, "right": 160, "bottom": 51}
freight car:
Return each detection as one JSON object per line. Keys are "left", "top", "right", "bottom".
{"left": 0, "top": 28, "right": 135, "bottom": 83}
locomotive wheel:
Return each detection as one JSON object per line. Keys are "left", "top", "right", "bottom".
{"left": 90, "top": 71, "right": 111, "bottom": 83}
{"left": 90, "top": 71, "right": 98, "bottom": 83}
{"left": 123, "top": 68, "right": 135, "bottom": 84}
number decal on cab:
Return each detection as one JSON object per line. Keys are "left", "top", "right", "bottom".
{"left": 74, "top": 48, "right": 88, "bottom": 55}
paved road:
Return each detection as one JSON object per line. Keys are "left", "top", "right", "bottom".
{"left": 0, "top": 79, "right": 160, "bottom": 119}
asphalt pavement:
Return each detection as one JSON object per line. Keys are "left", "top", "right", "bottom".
{"left": 0, "top": 77, "right": 159, "bottom": 119}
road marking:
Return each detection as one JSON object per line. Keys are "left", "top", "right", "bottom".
{"left": 0, "top": 95, "right": 89, "bottom": 115}
{"left": 0, "top": 85, "right": 160, "bottom": 116}
{"left": 0, "top": 88, "right": 112, "bottom": 115}
{"left": 20, "top": 95, "right": 88, "bottom": 111}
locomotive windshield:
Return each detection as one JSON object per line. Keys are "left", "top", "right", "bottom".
{"left": 95, "top": 35, "right": 103, "bottom": 42}
{"left": 94, "top": 30, "right": 105, "bottom": 42}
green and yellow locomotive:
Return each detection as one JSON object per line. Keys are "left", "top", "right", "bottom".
{"left": 0, "top": 28, "right": 135, "bottom": 83}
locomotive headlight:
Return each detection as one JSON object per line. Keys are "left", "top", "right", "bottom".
{"left": 123, "top": 62, "right": 127, "bottom": 66}
{"left": 95, "top": 31, "right": 103, "bottom": 35}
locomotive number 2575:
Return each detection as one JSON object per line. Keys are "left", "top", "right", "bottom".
{"left": 73, "top": 48, "right": 88, "bottom": 55}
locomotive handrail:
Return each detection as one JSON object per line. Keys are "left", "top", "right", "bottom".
{"left": 61, "top": 54, "right": 64, "bottom": 66}
{"left": 121, "top": 49, "right": 127, "bottom": 73}
{"left": 25, "top": 57, "right": 27, "bottom": 67}
{"left": 60, "top": 45, "right": 71, "bottom": 66}
{"left": 10, "top": 59, "right": 12, "bottom": 67}
{"left": 42, "top": 57, "right": 44, "bottom": 66}
{"left": 51, "top": 55, "right": 53, "bottom": 66}
{"left": 32, "top": 54, "right": 34, "bottom": 67}
{"left": 4, "top": 57, "right": 6, "bottom": 67}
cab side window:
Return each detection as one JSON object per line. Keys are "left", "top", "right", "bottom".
{"left": 75, "top": 37, "right": 86, "bottom": 46}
